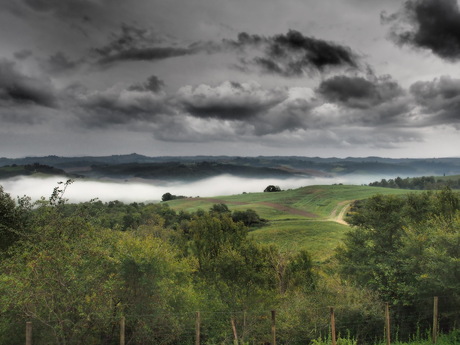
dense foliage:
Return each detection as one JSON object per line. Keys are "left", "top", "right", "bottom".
{"left": 337, "top": 188, "right": 460, "bottom": 339}
{"left": 2, "top": 182, "right": 460, "bottom": 344}
{"left": 0, "top": 183, "right": 320, "bottom": 345}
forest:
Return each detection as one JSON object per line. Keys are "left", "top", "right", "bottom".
{"left": 1, "top": 181, "right": 460, "bottom": 344}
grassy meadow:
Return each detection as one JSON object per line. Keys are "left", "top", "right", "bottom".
{"left": 166, "top": 184, "right": 413, "bottom": 261}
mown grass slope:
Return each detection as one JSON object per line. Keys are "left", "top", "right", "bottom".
{"left": 167, "top": 184, "right": 414, "bottom": 261}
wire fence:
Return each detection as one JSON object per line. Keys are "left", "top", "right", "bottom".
{"left": 18, "top": 296, "right": 460, "bottom": 345}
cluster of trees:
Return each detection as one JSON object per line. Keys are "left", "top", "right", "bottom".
{"left": 264, "top": 185, "right": 281, "bottom": 192}
{"left": 161, "top": 192, "right": 188, "bottom": 201}
{"left": 337, "top": 188, "right": 460, "bottom": 337}
{"left": 369, "top": 176, "right": 460, "bottom": 190}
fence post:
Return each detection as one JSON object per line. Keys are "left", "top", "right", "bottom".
{"left": 385, "top": 303, "right": 391, "bottom": 345}
{"left": 195, "top": 311, "right": 201, "bottom": 345}
{"left": 26, "top": 321, "right": 32, "bottom": 345}
{"left": 120, "top": 316, "right": 125, "bottom": 345}
{"left": 271, "top": 310, "right": 276, "bottom": 345}
{"left": 432, "top": 296, "right": 438, "bottom": 344}
{"left": 330, "top": 307, "right": 337, "bottom": 345}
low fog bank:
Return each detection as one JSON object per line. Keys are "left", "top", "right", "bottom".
{"left": 1, "top": 174, "right": 391, "bottom": 204}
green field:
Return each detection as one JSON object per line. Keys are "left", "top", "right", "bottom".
{"left": 166, "top": 184, "right": 413, "bottom": 261}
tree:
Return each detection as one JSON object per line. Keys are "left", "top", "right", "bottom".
{"left": 162, "top": 192, "right": 173, "bottom": 201}
{"left": 0, "top": 185, "right": 30, "bottom": 253}
{"left": 232, "top": 209, "right": 264, "bottom": 227}
{"left": 264, "top": 185, "right": 281, "bottom": 192}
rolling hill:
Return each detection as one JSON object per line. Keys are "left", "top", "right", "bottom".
{"left": 166, "top": 184, "right": 413, "bottom": 261}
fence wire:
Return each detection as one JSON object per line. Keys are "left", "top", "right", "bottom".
{"left": 17, "top": 296, "right": 460, "bottom": 345}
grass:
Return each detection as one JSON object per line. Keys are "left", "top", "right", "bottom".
{"left": 249, "top": 220, "right": 349, "bottom": 261}
{"left": 166, "top": 184, "right": 418, "bottom": 261}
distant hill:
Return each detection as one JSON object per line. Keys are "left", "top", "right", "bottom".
{"left": 1, "top": 154, "right": 460, "bottom": 182}
{"left": 0, "top": 163, "right": 73, "bottom": 179}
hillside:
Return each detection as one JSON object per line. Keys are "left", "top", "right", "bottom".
{"left": 2, "top": 154, "right": 460, "bottom": 182}
{"left": 166, "top": 184, "right": 412, "bottom": 261}
{"left": 0, "top": 163, "right": 73, "bottom": 179}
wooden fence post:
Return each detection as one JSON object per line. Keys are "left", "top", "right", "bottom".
{"left": 120, "top": 316, "right": 125, "bottom": 345}
{"left": 330, "top": 307, "right": 337, "bottom": 345}
{"left": 432, "top": 296, "right": 438, "bottom": 344}
{"left": 271, "top": 310, "right": 276, "bottom": 345}
{"left": 195, "top": 311, "right": 201, "bottom": 345}
{"left": 25, "top": 321, "right": 32, "bottom": 345}
{"left": 385, "top": 303, "right": 391, "bottom": 345}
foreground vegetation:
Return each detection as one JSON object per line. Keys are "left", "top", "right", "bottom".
{"left": 1, "top": 181, "right": 460, "bottom": 344}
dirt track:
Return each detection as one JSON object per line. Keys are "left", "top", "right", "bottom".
{"left": 328, "top": 200, "right": 350, "bottom": 225}
{"left": 196, "top": 197, "right": 350, "bottom": 224}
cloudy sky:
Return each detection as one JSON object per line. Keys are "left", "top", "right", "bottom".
{"left": 2, "top": 0, "right": 460, "bottom": 158}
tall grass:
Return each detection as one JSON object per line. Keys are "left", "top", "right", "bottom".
{"left": 310, "top": 329, "right": 460, "bottom": 345}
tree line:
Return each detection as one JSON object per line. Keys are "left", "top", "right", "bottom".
{"left": 368, "top": 175, "right": 460, "bottom": 190}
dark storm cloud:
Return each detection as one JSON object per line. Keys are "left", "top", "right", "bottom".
{"left": 94, "top": 25, "right": 359, "bottom": 76}
{"left": 93, "top": 23, "right": 216, "bottom": 65}
{"left": 0, "top": 59, "right": 56, "bottom": 108}
{"left": 410, "top": 76, "right": 460, "bottom": 124}
{"left": 225, "top": 30, "right": 360, "bottom": 76}
{"left": 317, "top": 75, "right": 404, "bottom": 109}
{"left": 383, "top": 0, "right": 460, "bottom": 61}
{"left": 177, "top": 81, "right": 288, "bottom": 120}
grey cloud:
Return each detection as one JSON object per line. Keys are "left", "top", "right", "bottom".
{"left": 94, "top": 26, "right": 359, "bottom": 76}
{"left": 384, "top": 0, "right": 460, "bottom": 61}
{"left": 128, "top": 75, "right": 165, "bottom": 93}
{"left": 226, "top": 30, "right": 360, "bottom": 76}
{"left": 317, "top": 75, "right": 404, "bottom": 109}
{"left": 0, "top": 59, "right": 56, "bottom": 108}
{"left": 75, "top": 80, "right": 172, "bottom": 128}
{"left": 339, "top": 127, "right": 423, "bottom": 149}
{"left": 96, "top": 46, "right": 193, "bottom": 65}
{"left": 20, "top": 0, "right": 103, "bottom": 23}
{"left": 177, "top": 81, "right": 288, "bottom": 120}
{"left": 93, "top": 23, "right": 212, "bottom": 65}
{"left": 14, "top": 50, "right": 33, "bottom": 60}
{"left": 410, "top": 76, "right": 460, "bottom": 124}
{"left": 41, "top": 52, "right": 84, "bottom": 74}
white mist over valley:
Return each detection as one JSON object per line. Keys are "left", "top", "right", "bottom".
{"left": 0, "top": 174, "right": 388, "bottom": 204}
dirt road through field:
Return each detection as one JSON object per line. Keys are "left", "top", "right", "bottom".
{"left": 328, "top": 200, "right": 350, "bottom": 225}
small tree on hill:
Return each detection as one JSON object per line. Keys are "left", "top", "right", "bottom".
{"left": 264, "top": 185, "right": 281, "bottom": 192}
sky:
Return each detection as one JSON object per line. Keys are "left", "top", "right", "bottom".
{"left": 2, "top": 0, "right": 460, "bottom": 159}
